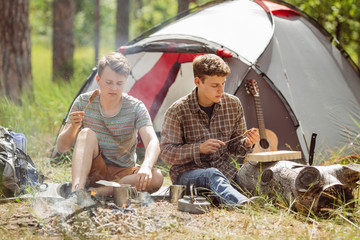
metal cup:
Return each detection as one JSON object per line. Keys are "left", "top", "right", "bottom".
{"left": 170, "top": 185, "right": 186, "bottom": 203}
{"left": 136, "top": 191, "right": 150, "bottom": 207}
{"left": 113, "top": 184, "right": 131, "bottom": 207}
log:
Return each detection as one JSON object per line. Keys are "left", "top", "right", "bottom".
{"left": 236, "top": 161, "right": 360, "bottom": 215}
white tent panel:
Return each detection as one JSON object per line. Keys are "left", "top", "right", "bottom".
{"left": 125, "top": 52, "right": 163, "bottom": 93}
{"left": 152, "top": 0, "right": 273, "bottom": 63}
{"left": 153, "top": 63, "right": 195, "bottom": 131}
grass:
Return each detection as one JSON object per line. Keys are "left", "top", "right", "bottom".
{"left": 0, "top": 46, "right": 360, "bottom": 239}
{"left": 0, "top": 45, "right": 95, "bottom": 183}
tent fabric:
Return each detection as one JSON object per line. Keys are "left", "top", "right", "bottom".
{"left": 150, "top": 0, "right": 273, "bottom": 63}
{"left": 128, "top": 53, "right": 181, "bottom": 117}
{"left": 56, "top": 0, "right": 360, "bottom": 164}
{"left": 235, "top": 68, "right": 301, "bottom": 153}
{"left": 260, "top": 0, "right": 300, "bottom": 17}
{"left": 257, "top": 12, "right": 360, "bottom": 158}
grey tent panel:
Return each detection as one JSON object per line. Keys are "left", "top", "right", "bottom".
{"left": 257, "top": 14, "right": 360, "bottom": 159}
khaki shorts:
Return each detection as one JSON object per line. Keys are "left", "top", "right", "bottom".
{"left": 87, "top": 152, "right": 139, "bottom": 187}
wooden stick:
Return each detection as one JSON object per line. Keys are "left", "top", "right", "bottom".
{"left": 83, "top": 89, "right": 99, "bottom": 112}
{"left": 224, "top": 129, "right": 252, "bottom": 144}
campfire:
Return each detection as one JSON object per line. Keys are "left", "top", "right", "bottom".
{"left": 21, "top": 161, "right": 359, "bottom": 237}
{"left": 37, "top": 201, "right": 172, "bottom": 238}
{"left": 32, "top": 187, "right": 164, "bottom": 238}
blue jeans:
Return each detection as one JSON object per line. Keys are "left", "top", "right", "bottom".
{"left": 177, "top": 168, "right": 249, "bottom": 206}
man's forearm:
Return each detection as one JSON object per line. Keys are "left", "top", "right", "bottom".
{"left": 142, "top": 139, "right": 160, "bottom": 169}
{"left": 57, "top": 124, "right": 79, "bottom": 153}
{"left": 160, "top": 142, "right": 200, "bottom": 165}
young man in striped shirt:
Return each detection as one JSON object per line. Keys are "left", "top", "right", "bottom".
{"left": 160, "top": 54, "right": 259, "bottom": 207}
{"left": 57, "top": 52, "right": 163, "bottom": 205}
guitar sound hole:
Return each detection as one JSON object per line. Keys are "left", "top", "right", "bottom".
{"left": 260, "top": 139, "right": 269, "bottom": 149}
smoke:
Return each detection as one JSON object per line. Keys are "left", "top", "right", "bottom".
{"left": 31, "top": 198, "right": 74, "bottom": 219}
{"left": 30, "top": 190, "right": 153, "bottom": 220}
{"left": 135, "top": 191, "right": 154, "bottom": 207}
{"left": 31, "top": 196, "right": 95, "bottom": 219}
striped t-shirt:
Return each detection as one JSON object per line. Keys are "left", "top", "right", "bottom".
{"left": 68, "top": 90, "right": 152, "bottom": 167}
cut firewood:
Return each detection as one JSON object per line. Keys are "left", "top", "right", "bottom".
{"left": 245, "top": 150, "right": 301, "bottom": 162}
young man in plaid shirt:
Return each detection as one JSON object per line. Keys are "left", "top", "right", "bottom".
{"left": 160, "top": 54, "right": 259, "bottom": 206}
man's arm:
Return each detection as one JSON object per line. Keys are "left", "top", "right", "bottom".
{"left": 138, "top": 125, "right": 159, "bottom": 169}
{"left": 160, "top": 108, "right": 203, "bottom": 166}
{"left": 137, "top": 125, "right": 160, "bottom": 190}
{"left": 57, "top": 111, "right": 85, "bottom": 153}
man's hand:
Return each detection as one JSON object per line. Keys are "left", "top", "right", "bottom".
{"left": 244, "top": 128, "right": 260, "bottom": 148}
{"left": 136, "top": 165, "right": 152, "bottom": 191}
{"left": 69, "top": 111, "right": 85, "bottom": 129}
{"left": 200, "top": 139, "right": 225, "bottom": 154}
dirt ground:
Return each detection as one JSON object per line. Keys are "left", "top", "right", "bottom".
{"left": 0, "top": 194, "right": 359, "bottom": 240}
{"left": 0, "top": 197, "right": 217, "bottom": 239}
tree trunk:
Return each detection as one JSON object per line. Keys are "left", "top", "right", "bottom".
{"left": 177, "top": 0, "right": 189, "bottom": 15}
{"left": 94, "top": 0, "right": 100, "bottom": 65}
{"left": 358, "top": 20, "right": 360, "bottom": 68}
{"left": 335, "top": 16, "right": 342, "bottom": 42}
{"left": 116, "top": 0, "right": 129, "bottom": 49}
{"left": 0, "top": 0, "right": 32, "bottom": 103}
{"left": 52, "top": 0, "right": 75, "bottom": 81}
{"left": 236, "top": 161, "right": 360, "bottom": 215}
{"left": 358, "top": 42, "right": 360, "bottom": 68}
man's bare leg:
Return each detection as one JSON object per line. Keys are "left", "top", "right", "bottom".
{"left": 88, "top": 168, "right": 164, "bottom": 196}
{"left": 71, "top": 128, "right": 99, "bottom": 192}
{"left": 120, "top": 168, "right": 164, "bottom": 193}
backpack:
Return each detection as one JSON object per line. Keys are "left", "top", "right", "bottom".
{"left": 0, "top": 126, "right": 44, "bottom": 196}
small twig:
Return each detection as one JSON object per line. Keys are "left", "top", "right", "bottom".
{"left": 338, "top": 213, "right": 360, "bottom": 230}
{"left": 83, "top": 102, "right": 91, "bottom": 112}
{"left": 83, "top": 89, "right": 99, "bottom": 112}
{"left": 64, "top": 203, "right": 99, "bottom": 221}
{"left": 275, "top": 202, "right": 317, "bottom": 223}
{"left": 224, "top": 134, "right": 243, "bottom": 144}
{"left": 123, "top": 220, "right": 142, "bottom": 231}
{"left": 224, "top": 129, "right": 252, "bottom": 144}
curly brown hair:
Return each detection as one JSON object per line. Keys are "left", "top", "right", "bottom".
{"left": 97, "top": 52, "right": 131, "bottom": 77}
{"left": 193, "top": 54, "right": 230, "bottom": 82}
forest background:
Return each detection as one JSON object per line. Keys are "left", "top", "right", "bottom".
{"left": 0, "top": 0, "right": 360, "bottom": 179}
{"left": 0, "top": 1, "right": 359, "bottom": 238}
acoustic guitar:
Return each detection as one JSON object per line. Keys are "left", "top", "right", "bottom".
{"left": 245, "top": 79, "right": 278, "bottom": 152}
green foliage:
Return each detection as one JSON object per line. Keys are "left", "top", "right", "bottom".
{"left": 284, "top": 0, "right": 360, "bottom": 64}
{"left": 129, "top": 0, "right": 178, "bottom": 40}
{"left": 29, "top": 0, "right": 360, "bottom": 65}
{"left": 29, "top": 0, "right": 188, "bottom": 52}
{"left": 74, "top": 0, "right": 116, "bottom": 49}
{"left": 0, "top": 45, "right": 92, "bottom": 160}
{"left": 29, "top": 0, "right": 52, "bottom": 46}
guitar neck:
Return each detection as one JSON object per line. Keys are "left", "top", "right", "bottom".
{"left": 254, "top": 95, "right": 267, "bottom": 138}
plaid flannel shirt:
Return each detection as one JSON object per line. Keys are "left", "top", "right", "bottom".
{"left": 160, "top": 88, "right": 252, "bottom": 184}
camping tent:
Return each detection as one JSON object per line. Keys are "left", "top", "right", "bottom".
{"left": 56, "top": 0, "right": 360, "bottom": 164}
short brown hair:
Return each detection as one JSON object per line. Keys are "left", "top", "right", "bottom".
{"left": 193, "top": 54, "right": 230, "bottom": 81}
{"left": 97, "top": 52, "right": 131, "bottom": 77}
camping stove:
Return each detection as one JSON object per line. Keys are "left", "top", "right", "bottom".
{"left": 177, "top": 184, "right": 210, "bottom": 214}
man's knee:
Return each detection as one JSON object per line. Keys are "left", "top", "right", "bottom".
{"left": 74, "top": 128, "right": 99, "bottom": 157}
{"left": 76, "top": 128, "right": 98, "bottom": 148}
{"left": 149, "top": 168, "right": 163, "bottom": 193}
{"left": 77, "top": 128, "right": 97, "bottom": 141}
{"left": 205, "top": 168, "right": 225, "bottom": 179}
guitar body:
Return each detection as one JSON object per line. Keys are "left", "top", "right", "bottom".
{"left": 253, "top": 128, "right": 278, "bottom": 153}
{"left": 245, "top": 79, "right": 279, "bottom": 153}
